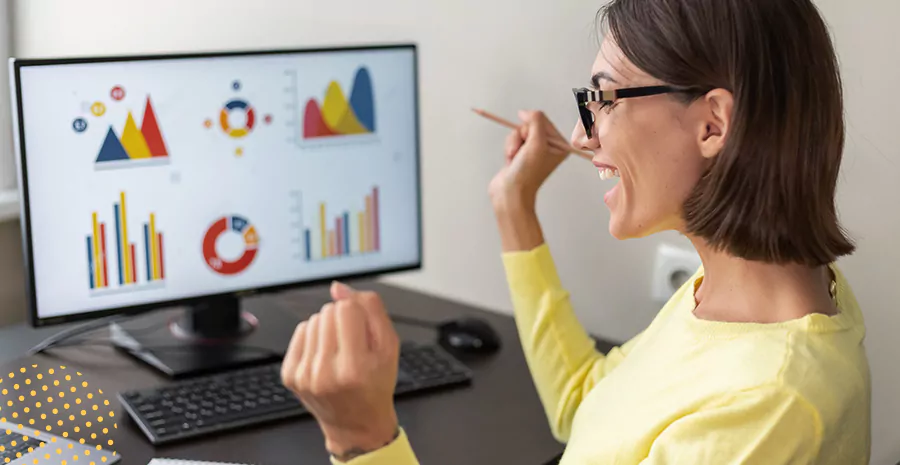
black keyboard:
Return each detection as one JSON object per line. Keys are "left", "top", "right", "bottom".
{"left": 119, "top": 343, "right": 473, "bottom": 445}
{"left": 0, "top": 431, "right": 43, "bottom": 462}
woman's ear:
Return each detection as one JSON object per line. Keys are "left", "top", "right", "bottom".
{"left": 698, "top": 89, "right": 734, "bottom": 159}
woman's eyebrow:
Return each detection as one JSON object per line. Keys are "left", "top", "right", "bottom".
{"left": 591, "top": 71, "right": 619, "bottom": 89}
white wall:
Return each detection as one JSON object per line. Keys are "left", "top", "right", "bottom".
{"left": 9, "top": 0, "right": 900, "bottom": 463}
{"left": 814, "top": 1, "right": 900, "bottom": 463}
{"left": 0, "top": 0, "right": 15, "bottom": 192}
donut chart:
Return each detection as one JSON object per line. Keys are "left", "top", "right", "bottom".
{"left": 219, "top": 99, "right": 256, "bottom": 138}
{"left": 203, "top": 83, "right": 274, "bottom": 157}
{"left": 202, "top": 215, "right": 259, "bottom": 275}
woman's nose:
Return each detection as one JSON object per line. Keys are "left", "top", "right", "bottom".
{"left": 571, "top": 119, "right": 599, "bottom": 152}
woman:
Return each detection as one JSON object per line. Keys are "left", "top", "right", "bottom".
{"left": 281, "top": 0, "right": 872, "bottom": 463}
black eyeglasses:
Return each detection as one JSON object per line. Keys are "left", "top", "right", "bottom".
{"left": 573, "top": 85, "right": 686, "bottom": 138}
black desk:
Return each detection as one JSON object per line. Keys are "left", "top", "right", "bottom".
{"left": 0, "top": 281, "right": 617, "bottom": 465}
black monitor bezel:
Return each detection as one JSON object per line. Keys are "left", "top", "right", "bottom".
{"left": 11, "top": 43, "right": 422, "bottom": 327}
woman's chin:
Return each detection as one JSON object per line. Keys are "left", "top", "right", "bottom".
{"left": 608, "top": 211, "right": 655, "bottom": 240}
{"left": 608, "top": 216, "right": 633, "bottom": 240}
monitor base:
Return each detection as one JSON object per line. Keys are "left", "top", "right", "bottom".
{"left": 110, "top": 295, "right": 300, "bottom": 379}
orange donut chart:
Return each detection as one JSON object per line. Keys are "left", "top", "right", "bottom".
{"left": 219, "top": 99, "right": 256, "bottom": 138}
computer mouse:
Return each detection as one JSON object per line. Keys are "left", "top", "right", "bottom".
{"left": 437, "top": 317, "right": 501, "bottom": 356}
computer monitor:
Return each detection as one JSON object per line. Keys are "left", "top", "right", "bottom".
{"left": 10, "top": 44, "right": 421, "bottom": 375}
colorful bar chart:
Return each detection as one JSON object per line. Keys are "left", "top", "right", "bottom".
{"left": 86, "top": 213, "right": 109, "bottom": 290}
{"left": 302, "top": 186, "right": 381, "bottom": 261}
{"left": 87, "top": 192, "right": 165, "bottom": 293}
{"left": 143, "top": 213, "right": 166, "bottom": 282}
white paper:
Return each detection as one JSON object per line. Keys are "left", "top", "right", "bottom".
{"left": 148, "top": 459, "right": 254, "bottom": 465}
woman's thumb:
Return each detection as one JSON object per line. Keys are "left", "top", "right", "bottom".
{"left": 330, "top": 281, "right": 355, "bottom": 301}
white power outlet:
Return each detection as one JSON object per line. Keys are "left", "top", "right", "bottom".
{"left": 652, "top": 243, "right": 702, "bottom": 303}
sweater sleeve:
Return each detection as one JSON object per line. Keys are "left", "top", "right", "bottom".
{"left": 502, "top": 244, "right": 643, "bottom": 442}
{"left": 329, "top": 429, "right": 420, "bottom": 465}
{"left": 641, "top": 386, "right": 822, "bottom": 464}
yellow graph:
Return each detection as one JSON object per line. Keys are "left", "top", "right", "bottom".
{"left": 121, "top": 113, "right": 152, "bottom": 160}
{"left": 321, "top": 82, "right": 370, "bottom": 135}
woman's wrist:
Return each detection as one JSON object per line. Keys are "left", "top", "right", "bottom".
{"left": 323, "top": 415, "right": 399, "bottom": 462}
{"left": 491, "top": 190, "right": 545, "bottom": 253}
{"left": 491, "top": 185, "right": 536, "bottom": 213}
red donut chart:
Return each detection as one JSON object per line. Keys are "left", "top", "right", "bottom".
{"left": 202, "top": 215, "right": 259, "bottom": 275}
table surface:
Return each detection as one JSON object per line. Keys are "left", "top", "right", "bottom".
{"left": 0, "top": 281, "right": 617, "bottom": 465}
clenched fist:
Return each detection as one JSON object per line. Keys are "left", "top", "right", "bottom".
{"left": 281, "top": 281, "right": 401, "bottom": 461}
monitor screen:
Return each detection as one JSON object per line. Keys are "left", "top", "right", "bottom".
{"left": 12, "top": 45, "right": 421, "bottom": 325}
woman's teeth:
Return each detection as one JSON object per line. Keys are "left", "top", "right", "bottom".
{"left": 598, "top": 168, "right": 620, "bottom": 181}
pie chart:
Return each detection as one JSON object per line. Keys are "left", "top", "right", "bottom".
{"left": 202, "top": 215, "right": 259, "bottom": 275}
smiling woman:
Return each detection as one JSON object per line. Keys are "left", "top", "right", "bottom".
{"left": 279, "top": 0, "right": 870, "bottom": 464}
{"left": 597, "top": 0, "right": 853, "bottom": 266}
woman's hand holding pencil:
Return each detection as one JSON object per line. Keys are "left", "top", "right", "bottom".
{"left": 472, "top": 108, "right": 593, "bottom": 160}
{"left": 483, "top": 110, "right": 580, "bottom": 212}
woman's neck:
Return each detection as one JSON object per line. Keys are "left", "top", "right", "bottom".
{"left": 688, "top": 237, "right": 837, "bottom": 323}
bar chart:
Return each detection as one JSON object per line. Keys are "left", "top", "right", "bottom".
{"left": 86, "top": 191, "right": 165, "bottom": 294}
{"left": 292, "top": 186, "right": 381, "bottom": 262}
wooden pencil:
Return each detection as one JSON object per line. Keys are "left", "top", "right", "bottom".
{"left": 472, "top": 108, "right": 593, "bottom": 160}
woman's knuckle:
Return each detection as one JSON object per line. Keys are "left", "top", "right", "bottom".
{"left": 281, "top": 368, "right": 294, "bottom": 388}
{"left": 360, "top": 291, "right": 383, "bottom": 308}
{"left": 308, "top": 378, "right": 324, "bottom": 396}
{"left": 292, "top": 371, "right": 307, "bottom": 392}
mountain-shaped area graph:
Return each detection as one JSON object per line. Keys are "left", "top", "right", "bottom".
{"left": 303, "top": 67, "right": 376, "bottom": 139}
{"left": 96, "top": 96, "right": 169, "bottom": 165}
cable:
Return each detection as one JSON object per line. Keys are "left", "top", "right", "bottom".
{"left": 28, "top": 312, "right": 139, "bottom": 355}
{"left": 28, "top": 307, "right": 172, "bottom": 355}
{"left": 389, "top": 314, "right": 440, "bottom": 330}
{"left": 50, "top": 320, "right": 169, "bottom": 350}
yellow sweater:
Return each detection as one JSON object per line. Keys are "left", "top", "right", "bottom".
{"left": 336, "top": 244, "right": 871, "bottom": 464}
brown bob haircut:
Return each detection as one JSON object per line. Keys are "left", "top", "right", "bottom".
{"left": 599, "top": 0, "right": 855, "bottom": 267}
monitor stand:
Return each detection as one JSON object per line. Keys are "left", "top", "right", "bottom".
{"left": 109, "top": 295, "right": 296, "bottom": 379}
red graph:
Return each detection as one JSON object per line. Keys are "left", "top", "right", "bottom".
{"left": 202, "top": 216, "right": 259, "bottom": 275}
{"left": 303, "top": 100, "right": 336, "bottom": 138}
{"left": 142, "top": 97, "right": 168, "bottom": 157}
{"left": 100, "top": 224, "right": 109, "bottom": 287}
